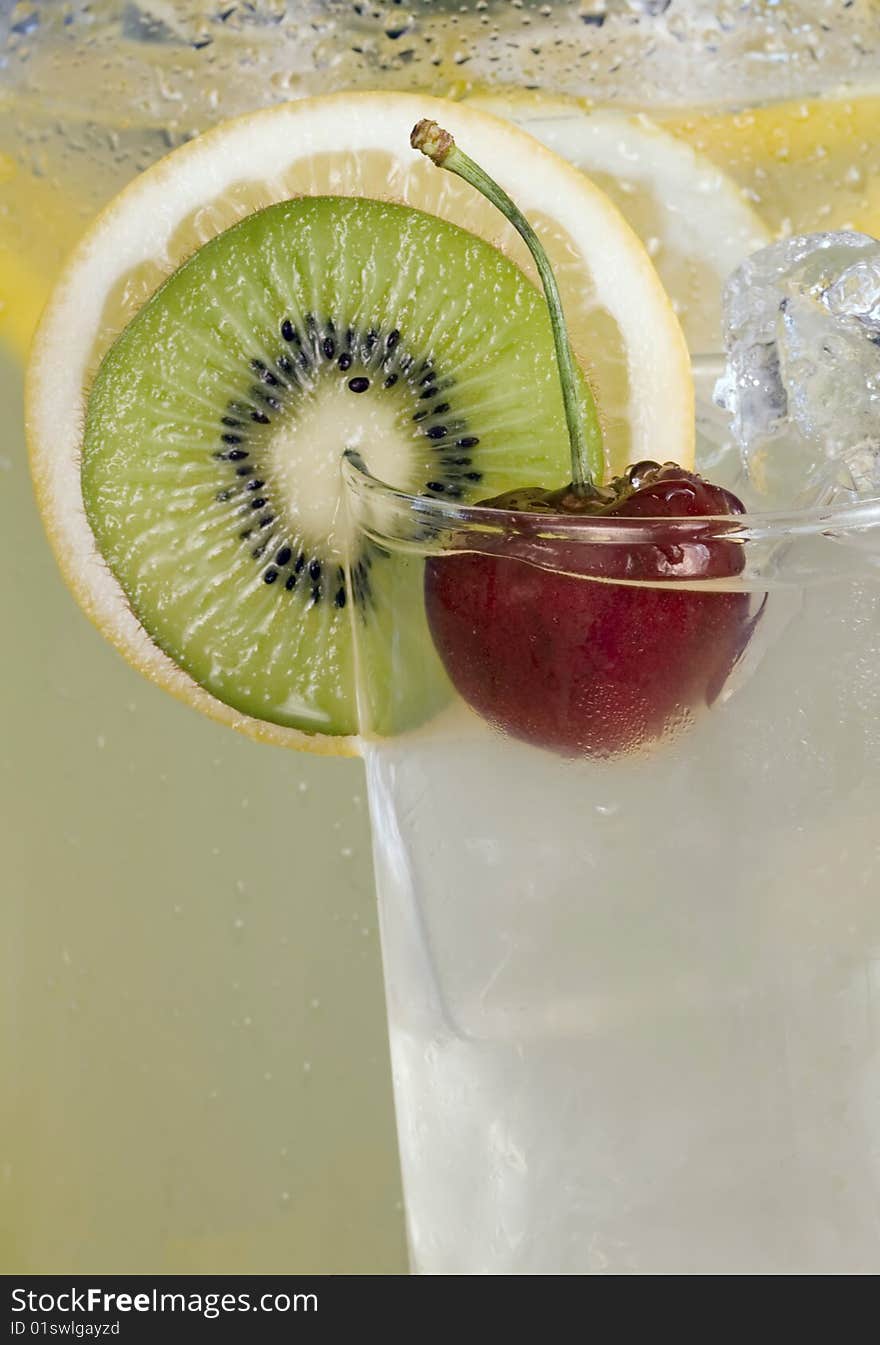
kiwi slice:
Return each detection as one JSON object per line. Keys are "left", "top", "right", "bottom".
{"left": 82, "top": 196, "right": 598, "bottom": 738}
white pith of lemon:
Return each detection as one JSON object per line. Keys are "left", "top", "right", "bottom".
{"left": 26, "top": 91, "right": 693, "bottom": 755}
{"left": 467, "top": 89, "right": 772, "bottom": 354}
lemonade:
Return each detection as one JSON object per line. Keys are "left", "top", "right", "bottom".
{"left": 6, "top": 0, "right": 880, "bottom": 1277}
{"left": 351, "top": 454, "right": 880, "bottom": 1275}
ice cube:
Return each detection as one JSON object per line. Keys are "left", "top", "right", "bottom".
{"left": 824, "top": 255, "right": 880, "bottom": 332}
{"left": 715, "top": 232, "right": 880, "bottom": 507}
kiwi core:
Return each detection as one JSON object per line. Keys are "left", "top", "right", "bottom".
{"left": 269, "top": 378, "right": 412, "bottom": 560}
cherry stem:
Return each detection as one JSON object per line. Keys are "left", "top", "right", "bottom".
{"left": 411, "top": 118, "right": 601, "bottom": 496}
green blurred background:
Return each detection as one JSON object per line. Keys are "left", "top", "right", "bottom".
{"left": 0, "top": 345, "right": 406, "bottom": 1272}
{"left": 0, "top": 1, "right": 417, "bottom": 1271}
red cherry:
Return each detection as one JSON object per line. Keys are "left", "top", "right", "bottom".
{"left": 424, "top": 464, "right": 759, "bottom": 758}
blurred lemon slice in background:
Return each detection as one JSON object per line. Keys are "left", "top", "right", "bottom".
{"left": 468, "top": 90, "right": 771, "bottom": 354}
{"left": 662, "top": 92, "right": 880, "bottom": 238}
{"left": 0, "top": 150, "right": 92, "bottom": 361}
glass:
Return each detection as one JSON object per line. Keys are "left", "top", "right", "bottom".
{"left": 345, "top": 454, "right": 880, "bottom": 1275}
{"left": 2, "top": 0, "right": 879, "bottom": 1274}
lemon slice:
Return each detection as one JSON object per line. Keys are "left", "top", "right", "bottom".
{"left": 27, "top": 91, "right": 692, "bottom": 754}
{"left": 468, "top": 90, "right": 771, "bottom": 354}
{"left": 0, "top": 152, "right": 93, "bottom": 361}
{"left": 663, "top": 92, "right": 880, "bottom": 238}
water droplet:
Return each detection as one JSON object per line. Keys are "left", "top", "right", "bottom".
{"left": 594, "top": 802, "right": 620, "bottom": 817}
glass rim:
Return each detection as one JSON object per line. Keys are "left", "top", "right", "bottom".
{"left": 342, "top": 452, "right": 880, "bottom": 547}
